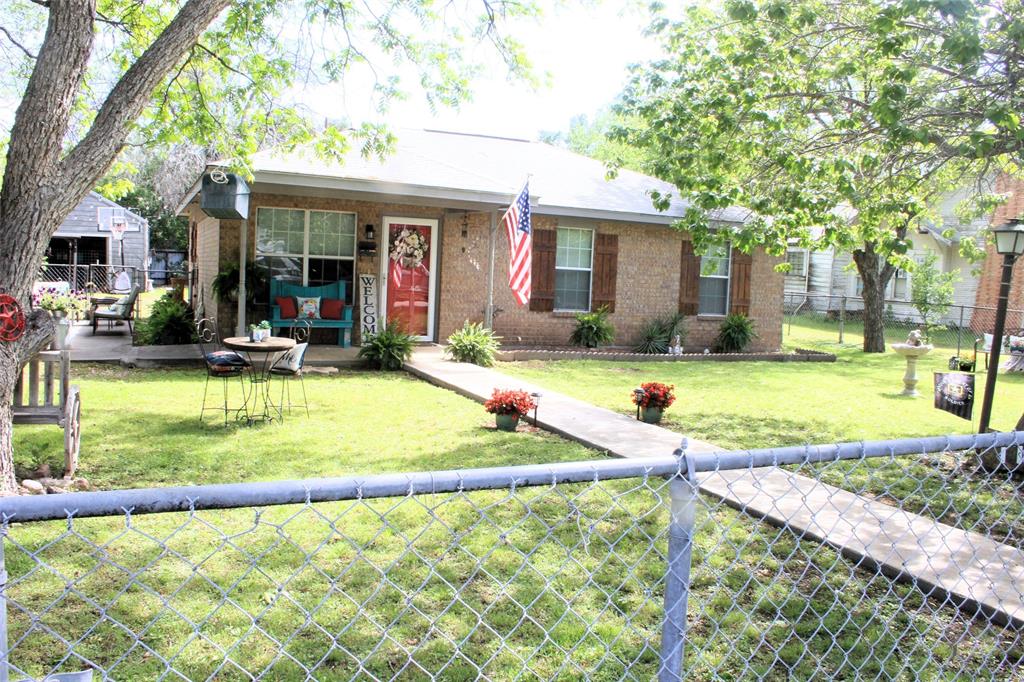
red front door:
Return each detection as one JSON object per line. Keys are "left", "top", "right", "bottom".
{"left": 385, "top": 221, "right": 434, "bottom": 338}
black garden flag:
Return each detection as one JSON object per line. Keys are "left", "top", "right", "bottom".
{"left": 934, "top": 372, "right": 975, "bottom": 421}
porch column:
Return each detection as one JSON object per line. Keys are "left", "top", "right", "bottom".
{"left": 236, "top": 219, "right": 247, "bottom": 336}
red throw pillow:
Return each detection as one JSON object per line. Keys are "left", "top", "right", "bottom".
{"left": 320, "top": 298, "right": 344, "bottom": 320}
{"left": 275, "top": 296, "right": 297, "bottom": 319}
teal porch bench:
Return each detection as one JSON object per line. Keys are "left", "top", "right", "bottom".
{"left": 270, "top": 279, "right": 353, "bottom": 347}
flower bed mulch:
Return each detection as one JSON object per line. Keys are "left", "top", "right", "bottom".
{"left": 494, "top": 347, "right": 836, "bottom": 363}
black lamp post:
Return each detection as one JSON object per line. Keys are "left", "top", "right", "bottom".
{"left": 978, "top": 218, "right": 1024, "bottom": 433}
{"left": 633, "top": 388, "right": 646, "bottom": 421}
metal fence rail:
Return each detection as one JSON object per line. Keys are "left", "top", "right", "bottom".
{"left": 1, "top": 432, "right": 1022, "bottom": 680}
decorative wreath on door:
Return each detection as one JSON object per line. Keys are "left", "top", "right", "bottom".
{"left": 0, "top": 294, "right": 26, "bottom": 342}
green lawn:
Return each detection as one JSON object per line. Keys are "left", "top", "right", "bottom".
{"left": 497, "top": 319, "right": 1024, "bottom": 541}
{"left": 7, "top": 362, "right": 1021, "bottom": 679}
{"left": 500, "top": 322, "right": 1024, "bottom": 450}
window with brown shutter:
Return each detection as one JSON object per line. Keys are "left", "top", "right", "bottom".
{"left": 729, "top": 248, "right": 752, "bottom": 315}
{"left": 679, "top": 239, "right": 701, "bottom": 315}
{"left": 591, "top": 233, "right": 618, "bottom": 312}
{"left": 529, "top": 229, "right": 556, "bottom": 312}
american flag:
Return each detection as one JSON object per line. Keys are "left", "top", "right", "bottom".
{"left": 503, "top": 181, "right": 532, "bottom": 305}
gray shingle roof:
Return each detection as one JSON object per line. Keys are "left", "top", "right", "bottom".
{"left": 248, "top": 129, "right": 749, "bottom": 225}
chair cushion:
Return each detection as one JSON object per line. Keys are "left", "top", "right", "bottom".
{"left": 320, "top": 298, "right": 344, "bottom": 320}
{"left": 205, "top": 350, "right": 250, "bottom": 371}
{"left": 276, "top": 296, "right": 297, "bottom": 319}
{"left": 275, "top": 343, "right": 308, "bottom": 374}
{"left": 296, "top": 296, "right": 321, "bottom": 319}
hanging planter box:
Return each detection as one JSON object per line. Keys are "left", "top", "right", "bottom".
{"left": 200, "top": 172, "right": 250, "bottom": 220}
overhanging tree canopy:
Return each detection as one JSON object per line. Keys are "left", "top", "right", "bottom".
{"left": 614, "top": 0, "right": 1023, "bottom": 351}
{"left": 0, "top": 0, "right": 534, "bottom": 493}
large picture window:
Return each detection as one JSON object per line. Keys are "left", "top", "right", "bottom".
{"left": 555, "top": 226, "right": 594, "bottom": 311}
{"left": 255, "top": 207, "right": 357, "bottom": 302}
{"left": 698, "top": 244, "right": 731, "bottom": 315}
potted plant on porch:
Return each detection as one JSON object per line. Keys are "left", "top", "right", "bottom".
{"left": 631, "top": 382, "right": 676, "bottom": 424}
{"left": 484, "top": 389, "right": 537, "bottom": 432}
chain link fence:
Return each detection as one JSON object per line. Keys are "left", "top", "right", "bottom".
{"left": 1, "top": 432, "right": 1022, "bottom": 680}
{"left": 784, "top": 293, "right": 1024, "bottom": 357}
{"left": 36, "top": 265, "right": 144, "bottom": 296}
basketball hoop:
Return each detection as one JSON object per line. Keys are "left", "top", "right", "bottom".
{"left": 110, "top": 217, "right": 127, "bottom": 241}
{"left": 97, "top": 207, "right": 136, "bottom": 237}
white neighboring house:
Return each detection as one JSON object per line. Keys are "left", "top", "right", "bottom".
{"left": 784, "top": 190, "right": 988, "bottom": 325}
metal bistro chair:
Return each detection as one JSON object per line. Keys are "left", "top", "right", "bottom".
{"left": 196, "top": 317, "right": 250, "bottom": 425}
{"left": 271, "top": 319, "right": 311, "bottom": 419}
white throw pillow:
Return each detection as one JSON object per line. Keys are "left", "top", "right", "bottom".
{"left": 295, "top": 297, "right": 321, "bottom": 319}
{"left": 278, "top": 343, "right": 308, "bottom": 373}
{"left": 983, "top": 333, "right": 994, "bottom": 351}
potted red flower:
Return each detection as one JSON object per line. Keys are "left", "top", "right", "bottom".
{"left": 484, "top": 389, "right": 537, "bottom": 432}
{"left": 631, "top": 382, "right": 675, "bottom": 424}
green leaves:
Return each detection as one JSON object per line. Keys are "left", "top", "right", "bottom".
{"left": 617, "top": 0, "right": 1017, "bottom": 273}
{"left": 1, "top": 0, "right": 538, "bottom": 184}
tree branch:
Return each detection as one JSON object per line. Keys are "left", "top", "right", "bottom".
{"left": 57, "top": 0, "right": 232, "bottom": 211}
{"left": 0, "top": 1, "right": 94, "bottom": 219}
{"left": 0, "top": 25, "right": 37, "bottom": 59}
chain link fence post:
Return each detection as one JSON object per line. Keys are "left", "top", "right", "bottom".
{"left": 659, "top": 447, "right": 698, "bottom": 682}
{"left": 957, "top": 304, "right": 965, "bottom": 356}
{"left": 838, "top": 296, "right": 846, "bottom": 344}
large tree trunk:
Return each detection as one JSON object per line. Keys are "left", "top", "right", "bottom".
{"left": 0, "top": 0, "right": 232, "bottom": 493}
{"left": 852, "top": 242, "right": 896, "bottom": 353}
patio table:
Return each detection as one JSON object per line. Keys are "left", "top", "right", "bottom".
{"left": 223, "top": 336, "right": 295, "bottom": 425}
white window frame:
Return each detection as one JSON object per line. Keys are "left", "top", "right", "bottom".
{"left": 255, "top": 206, "right": 358, "bottom": 286}
{"left": 698, "top": 243, "right": 731, "bottom": 316}
{"left": 785, "top": 248, "right": 808, "bottom": 277}
{"left": 554, "top": 225, "right": 595, "bottom": 312}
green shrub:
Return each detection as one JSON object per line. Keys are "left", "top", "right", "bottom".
{"left": 135, "top": 291, "right": 195, "bottom": 346}
{"left": 569, "top": 306, "right": 615, "bottom": 348}
{"left": 634, "top": 312, "right": 686, "bottom": 354}
{"left": 714, "top": 313, "right": 757, "bottom": 353}
{"left": 445, "top": 321, "right": 501, "bottom": 366}
{"left": 358, "top": 321, "right": 416, "bottom": 370}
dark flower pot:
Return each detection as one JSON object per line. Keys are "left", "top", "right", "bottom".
{"left": 958, "top": 361, "right": 975, "bottom": 372}
{"left": 495, "top": 413, "right": 520, "bottom": 432}
{"left": 641, "top": 407, "right": 663, "bottom": 424}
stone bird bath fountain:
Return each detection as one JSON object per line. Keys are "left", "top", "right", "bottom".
{"left": 891, "top": 330, "right": 933, "bottom": 397}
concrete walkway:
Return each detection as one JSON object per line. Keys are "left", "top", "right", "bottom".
{"left": 406, "top": 347, "right": 1024, "bottom": 629}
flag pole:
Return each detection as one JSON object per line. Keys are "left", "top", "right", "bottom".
{"left": 485, "top": 210, "right": 497, "bottom": 329}
{"left": 487, "top": 177, "right": 532, "bottom": 328}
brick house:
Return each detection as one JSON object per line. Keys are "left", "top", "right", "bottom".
{"left": 177, "top": 129, "right": 784, "bottom": 350}
{"left": 972, "top": 174, "right": 1024, "bottom": 330}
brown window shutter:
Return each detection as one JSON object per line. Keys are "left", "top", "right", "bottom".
{"left": 730, "top": 248, "right": 753, "bottom": 315}
{"left": 529, "top": 229, "right": 556, "bottom": 312}
{"left": 591, "top": 233, "right": 618, "bottom": 312}
{"left": 679, "top": 239, "right": 701, "bottom": 315}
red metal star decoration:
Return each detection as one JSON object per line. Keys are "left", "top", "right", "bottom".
{"left": 0, "top": 294, "right": 26, "bottom": 342}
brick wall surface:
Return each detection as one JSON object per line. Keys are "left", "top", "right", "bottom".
{"left": 972, "top": 175, "right": 1024, "bottom": 331}
{"left": 191, "top": 192, "right": 785, "bottom": 350}
{"left": 441, "top": 214, "right": 784, "bottom": 352}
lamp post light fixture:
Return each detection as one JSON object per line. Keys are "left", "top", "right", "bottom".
{"left": 633, "top": 388, "right": 646, "bottom": 421}
{"left": 978, "top": 218, "right": 1024, "bottom": 433}
{"left": 530, "top": 391, "right": 542, "bottom": 426}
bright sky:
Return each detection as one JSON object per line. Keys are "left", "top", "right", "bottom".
{"left": 303, "top": 2, "right": 660, "bottom": 140}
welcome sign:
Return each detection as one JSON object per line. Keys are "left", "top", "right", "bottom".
{"left": 360, "top": 275, "right": 378, "bottom": 342}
